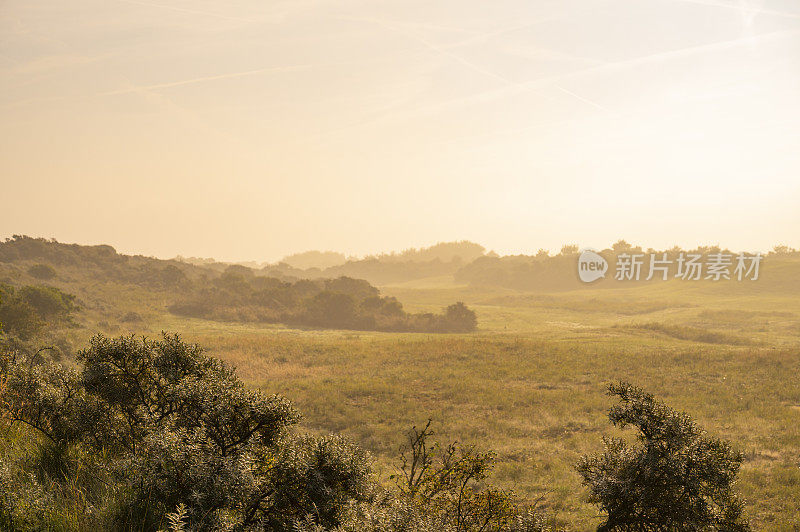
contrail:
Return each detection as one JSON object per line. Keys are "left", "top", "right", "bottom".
{"left": 316, "top": 27, "right": 797, "bottom": 136}
{"left": 415, "top": 28, "right": 800, "bottom": 114}
{"left": 401, "top": 22, "right": 612, "bottom": 112}
{"left": 338, "top": 14, "right": 612, "bottom": 113}
{"left": 98, "top": 64, "right": 314, "bottom": 96}
{"left": 444, "top": 15, "right": 566, "bottom": 49}
{"left": 554, "top": 85, "right": 611, "bottom": 112}
{"left": 337, "top": 14, "right": 511, "bottom": 84}
{"left": 408, "top": 31, "right": 514, "bottom": 85}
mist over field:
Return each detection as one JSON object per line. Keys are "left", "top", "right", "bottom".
{"left": 2, "top": 0, "right": 800, "bottom": 530}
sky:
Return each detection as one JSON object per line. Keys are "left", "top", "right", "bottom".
{"left": 1, "top": 0, "right": 799, "bottom": 262}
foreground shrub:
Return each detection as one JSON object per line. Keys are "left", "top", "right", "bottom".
{"left": 0, "top": 334, "right": 373, "bottom": 531}
{"left": 577, "top": 382, "right": 750, "bottom": 531}
{"left": 380, "top": 420, "right": 552, "bottom": 532}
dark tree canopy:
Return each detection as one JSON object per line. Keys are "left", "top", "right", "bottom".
{"left": 170, "top": 275, "right": 478, "bottom": 333}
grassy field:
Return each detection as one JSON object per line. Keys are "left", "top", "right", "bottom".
{"left": 5, "top": 253, "right": 800, "bottom": 529}
{"left": 118, "top": 277, "right": 800, "bottom": 531}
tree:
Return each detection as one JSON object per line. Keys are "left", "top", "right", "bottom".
{"left": 559, "top": 245, "right": 579, "bottom": 256}
{"left": 611, "top": 240, "right": 632, "bottom": 254}
{"left": 301, "top": 291, "right": 358, "bottom": 328}
{"left": 158, "top": 264, "right": 187, "bottom": 287}
{"left": 577, "top": 382, "right": 749, "bottom": 531}
{"left": 324, "top": 276, "right": 379, "bottom": 300}
{"left": 771, "top": 244, "right": 797, "bottom": 255}
{"left": 280, "top": 250, "right": 347, "bottom": 270}
{"left": 0, "top": 298, "right": 43, "bottom": 340}
{"left": 225, "top": 264, "right": 255, "bottom": 278}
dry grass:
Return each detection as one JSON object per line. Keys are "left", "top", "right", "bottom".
{"left": 5, "top": 258, "right": 800, "bottom": 529}
{"left": 165, "top": 329, "right": 800, "bottom": 530}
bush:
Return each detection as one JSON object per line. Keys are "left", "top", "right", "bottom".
{"left": 444, "top": 302, "right": 478, "bottom": 333}
{"left": 382, "top": 420, "right": 551, "bottom": 532}
{"left": 577, "top": 382, "right": 750, "bottom": 531}
{"left": 0, "top": 284, "right": 77, "bottom": 340}
{"left": 0, "top": 296, "right": 43, "bottom": 340}
{"left": 120, "top": 311, "right": 143, "bottom": 323}
{"left": 0, "top": 334, "right": 375, "bottom": 531}
{"left": 16, "top": 285, "right": 76, "bottom": 320}
{"left": 27, "top": 263, "right": 57, "bottom": 280}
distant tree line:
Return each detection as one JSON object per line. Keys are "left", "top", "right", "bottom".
{"left": 173, "top": 241, "right": 488, "bottom": 285}
{"left": 260, "top": 241, "right": 486, "bottom": 285}
{"left": 4, "top": 236, "right": 797, "bottom": 330}
{"left": 280, "top": 250, "right": 348, "bottom": 270}
{"left": 8, "top": 235, "right": 796, "bottom": 300}
{"left": 455, "top": 240, "right": 798, "bottom": 292}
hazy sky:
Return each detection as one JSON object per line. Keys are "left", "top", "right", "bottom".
{"left": 2, "top": 0, "right": 799, "bottom": 261}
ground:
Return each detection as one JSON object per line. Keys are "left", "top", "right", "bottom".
{"left": 143, "top": 277, "right": 800, "bottom": 530}
{"left": 6, "top": 259, "right": 800, "bottom": 529}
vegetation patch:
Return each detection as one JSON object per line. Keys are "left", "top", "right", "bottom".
{"left": 617, "top": 322, "right": 755, "bottom": 345}
{"left": 482, "top": 295, "right": 695, "bottom": 315}
{"left": 169, "top": 273, "right": 478, "bottom": 333}
{"left": 0, "top": 283, "right": 76, "bottom": 341}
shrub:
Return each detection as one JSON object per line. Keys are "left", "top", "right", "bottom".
{"left": 0, "top": 334, "right": 375, "bottom": 531}
{"left": 16, "top": 285, "right": 76, "bottom": 320}
{"left": 577, "top": 382, "right": 749, "bottom": 531}
{"left": 27, "top": 263, "right": 57, "bottom": 280}
{"left": 384, "top": 420, "right": 551, "bottom": 532}
{"left": 120, "top": 311, "right": 143, "bottom": 323}
{"left": 0, "top": 296, "right": 43, "bottom": 340}
{"left": 0, "top": 284, "right": 76, "bottom": 340}
{"left": 444, "top": 302, "right": 478, "bottom": 333}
